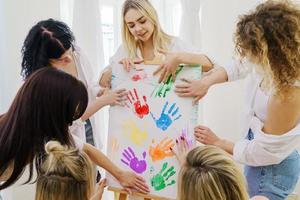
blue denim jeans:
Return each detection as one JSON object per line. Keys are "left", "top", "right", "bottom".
{"left": 85, "top": 119, "right": 94, "bottom": 146}
{"left": 244, "top": 129, "right": 300, "bottom": 200}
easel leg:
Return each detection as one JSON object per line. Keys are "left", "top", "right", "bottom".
{"left": 144, "top": 198, "right": 151, "bottom": 200}
{"left": 119, "top": 193, "right": 127, "bottom": 200}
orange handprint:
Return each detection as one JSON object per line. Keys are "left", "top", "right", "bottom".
{"left": 149, "top": 137, "right": 175, "bottom": 162}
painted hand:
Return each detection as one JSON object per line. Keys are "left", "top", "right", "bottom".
{"left": 149, "top": 137, "right": 175, "bottom": 162}
{"left": 153, "top": 65, "right": 183, "bottom": 98}
{"left": 131, "top": 69, "right": 147, "bottom": 82}
{"left": 151, "top": 162, "right": 176, "bottom": 191}
{"left": 126, "top": 88, "right": 149, "bottom": 118}
{"left": 123, "top": 121, "right": 148, "bottom": 145}
{"left": 151, "top": 101, "right": 182, "bottom": 131}
{"left": 121, "top": 147, "right": 147, "bottom": 174}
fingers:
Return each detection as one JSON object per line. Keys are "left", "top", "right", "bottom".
{"left": 158, "top": 67, "right": 167, "bottom": 83}
{"left": 180, "top": 78, "right": 192, "bottom": 84}
{"left": 133, "top": 58, "right": 144, "bottom": 64}
{"left": 192, "top": 95, "right": 202, "bottom": 106}
{"left": 153, "top": 64, "right": 164, "bottom": 76}
{"left": 157, "top": 49, "right": 167, "bottom": 55}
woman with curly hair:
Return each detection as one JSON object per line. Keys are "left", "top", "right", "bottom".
{"left": 156, "top": 1, "right": 300, "bottom": 199}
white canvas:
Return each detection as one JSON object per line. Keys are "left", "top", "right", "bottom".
{"left": 106, "top": 63, "right": 201, "bottom": 199}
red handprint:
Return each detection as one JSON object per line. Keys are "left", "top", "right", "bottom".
{"left": 126, "top": 88, "right": 149, "bottom": 119}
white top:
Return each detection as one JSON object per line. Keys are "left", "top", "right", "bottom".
{"left": 222, "top": 59, "right": 300, "bottom": 166}
{"left": 69, "top": 46, "right": 101, "bottom": 150}
{"left": 104, "top": 36, "right": 198, "bottom": 71}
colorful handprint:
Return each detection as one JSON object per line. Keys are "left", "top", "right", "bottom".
{"left": 121, "top": 147, "right": 147, "bottom": 174}
{"left": 149, "top": 137, "right": 175, "bottom": 162}
{"left": 123, "top": 120, "right": 148, "bottom": 145}
{"left": 131, "top": 69, "right": 147, "bottom": 81}
{"left": 151, "top": 101, "right": 182, "bottom": 131}
{"left": 151, "top": 162, "right": 176, "bottom": 191}
{"left": 126, "top": 88, "right": 149, "bottom": 119}
{"left": 154, "top": 65, "right": 183, "bottom": 98}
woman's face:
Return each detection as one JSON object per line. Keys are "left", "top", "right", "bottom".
{"left": 49, "top": 48, "right": 73, "bottom": 67}
{"left": 125, "top": 9, "right": 154, "bottom": 42}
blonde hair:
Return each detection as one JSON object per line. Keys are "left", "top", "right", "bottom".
{"left": 178, "top": 146, "right": 249, "bottom": 200}
{"left": 235, "top": 0, "right": 300, "bottom": 96}
{"left": 122, "top": 0, "right": 172, "bottom": 58}
{"left": 35, "top": 141, "right": 95, "bottom": 200}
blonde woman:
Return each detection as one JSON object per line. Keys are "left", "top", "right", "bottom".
{"left": 161, "top": 1, "right": 300, "bottom": 199}
{"left": 99, "top": 0, "right": 213, "bottom": 87}
{"left": 35, "top": 141, "right": 106, "bottom": 200}
{"left": 175, "top": 145, "right": 268, "bottom": 200}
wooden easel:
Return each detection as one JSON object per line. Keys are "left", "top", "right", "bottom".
{"left": 108, "top": 186, "right": 172, "bottom": 200}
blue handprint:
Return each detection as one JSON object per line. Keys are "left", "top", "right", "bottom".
{"left": 151, "top": 101, "right": 182, "bottom": 131}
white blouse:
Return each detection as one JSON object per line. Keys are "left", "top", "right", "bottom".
{"left": 222, "top": 59, "right": 300, "bottom": 166}
{"left": 69, "top": 46, "right": 101, "bottom": 150}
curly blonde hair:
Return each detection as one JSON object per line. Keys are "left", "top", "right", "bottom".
{"left": 235, "top": 0, "right": 300, "bottom": 96}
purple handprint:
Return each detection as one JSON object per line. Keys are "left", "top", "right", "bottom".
{"left": 121, "top": 147, "right": 147, "bottom": 174}
{"left": 151, "top": 101, "right": 182, "bottom": 131}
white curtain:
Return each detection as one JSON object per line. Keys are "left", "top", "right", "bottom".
{"left": 72, "top": 0, "right": 104, "bottom": 71}
{"left": 179, "top": 0, "right": 201, "bottom": 50}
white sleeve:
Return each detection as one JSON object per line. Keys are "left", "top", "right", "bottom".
{"left": 69, "top": 118, "right": 86, "bottom": 149}
{"left": 222, "top": 58, "right": 253, "bottom": 81}
{"left": 75, "top": 46, "right": 101, "bottom": 99}
{"left": 233, "top": 116, "right": 300, "bottom": 166}
{"left": 72, "top": 134, "right": 85, "bottom": 150}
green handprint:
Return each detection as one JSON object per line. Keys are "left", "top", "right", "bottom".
{"left": 151, "top": 162, "right": 176, "bottom": 191}
{"left": 154, "top": 65, "right": 184, "bottom": 98}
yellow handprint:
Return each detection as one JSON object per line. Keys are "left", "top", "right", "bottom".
{"left": 149, "top": 137, "right": 175, "bottom": 162}
{"left": 123, "top": 120, "right": 148, "bottom": 145}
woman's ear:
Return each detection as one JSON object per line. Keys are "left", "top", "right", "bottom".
{"left": 62, "top": 55, "right": 72, "bottom": 65}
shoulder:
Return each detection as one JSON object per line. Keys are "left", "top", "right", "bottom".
{"left": 168, "top": 36, "right": 198, "bottom": 52}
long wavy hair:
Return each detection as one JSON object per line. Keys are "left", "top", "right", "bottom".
{"left": 0, "top": 68, "right": 88, "bottom": 190}
{"left": 35, "top": 141, "right": 95, "bottom": 200}
{"left": 21, "top": 18, "right": 75, "bottom": 79}
{"left": 178, "top": 146, "right": 249, "bottom": 200}
{"left": 121, "top": 0, "right": 172, "bottom": 58}
{"left": 235, "top": 0, "right": 300, "bottom": 96}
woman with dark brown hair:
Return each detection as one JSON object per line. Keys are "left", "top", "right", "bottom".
{"left": 0, "top": 68, "right": 149, "bottom": 193}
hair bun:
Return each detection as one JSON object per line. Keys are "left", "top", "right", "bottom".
{"left": 45, "top": 141, "right": 67, "bottom": 155}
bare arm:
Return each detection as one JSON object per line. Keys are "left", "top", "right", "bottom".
{"left": 81, "top": 88, "right": 127, "bottom": 121}
{"left": 176, "top": 52, "right": 214, "bottom": 72}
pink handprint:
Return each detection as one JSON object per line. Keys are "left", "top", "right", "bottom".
{"left": 121, "top": 147, "right": 147, "bottom": 174}
{"left": 126, "top": 88, "right": 149, "bottom": 119}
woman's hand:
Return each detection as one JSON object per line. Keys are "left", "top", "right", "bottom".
{"left": 194, "top": 125, "right": 221, "bottom": 146}
{"left": 117, "top": 170, "right": 150, "bottom": 194}
{"left": 99, "top": 68, "right": 112, "bottom": 88}
{"left": 153, "top": 50, "right": 181, "bottom": 83}
{"left": 97, "top": 88, "right": 127, "bottom": 106}
{"left": 119, "top": 58, "right": 144, "bottom": 72}
{"left": 90, "top": 179, "right": 107, "bottom": 200}
{"left": 171, "top": 137, "right": 192, "bottom": 166}
{"left": 175, "top": 78, "right": 210, "bottom": 105}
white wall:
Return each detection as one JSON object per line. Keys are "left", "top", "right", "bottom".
{"left": 0, "top": 0, "right": 60, "bottom": 199}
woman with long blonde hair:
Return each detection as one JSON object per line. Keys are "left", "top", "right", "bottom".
{"left": 35, "top": 141, "right": 106, "bottom": 200}
{"left": 99, "top": 0, "right": 213, "bottom": 87}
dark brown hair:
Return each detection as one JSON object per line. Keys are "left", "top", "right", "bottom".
{"left": 0, "top": 67, "right": 88, "bottom": 190}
